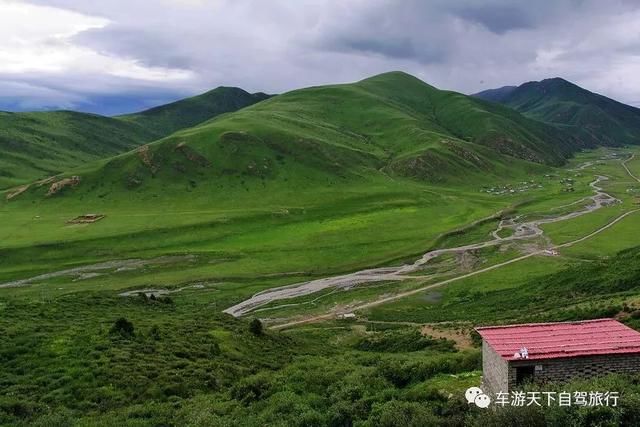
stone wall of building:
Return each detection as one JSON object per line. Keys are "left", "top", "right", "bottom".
{"left": 482, "top": 340, "right": 509, "bottom": 395}
{"left": 507, "top": 352, "right": 640, "bottom": 391}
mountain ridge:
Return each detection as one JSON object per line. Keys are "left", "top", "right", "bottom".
{"left": 8, "top": 71, "right": 640, "bottom": 196}
{"left": 474, "top": 78, "right": 640, "bottom": 147}
{"left": 5, "top": 71, "right": 581, "bottom": 204}
{"left": 117, "top": 86, "right": 271, "bottom": 137}
{"left": 0, "top": 87, "right": 270, "bottom": 189}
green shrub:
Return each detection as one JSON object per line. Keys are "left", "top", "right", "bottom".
{"left": 231, "top": 372, "right": 274, "bottom": 404}
{"left": 149, "top": 324, "right": 161, "bottom": 340}
{"left": 366, "top": 400, "right": 440, "bottom": 427}
{"left": 249, "top": 318, "right": 263, "bottom": 336}
{"left": 355, "top": 328, "right": 455, "bottom": 353}
{"left": 110, "top": 317, "right": 134, "bottom": 337}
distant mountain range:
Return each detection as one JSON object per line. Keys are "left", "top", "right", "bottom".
{"left": 474, "top": 78, "right": 640, "bottom": 147}
{"left": 3, "top": 71, "right": 640, "bottom": 195}
{"left": 0, "top": 72, "right": 569, "bottom": 202}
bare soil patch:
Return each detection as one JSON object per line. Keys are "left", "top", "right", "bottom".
{"left": 6, "top": 184, "right": 30, "bottom": 201}
{"left": 175, "top": 142, "right": 211, "bottom": 167}
{"left": 421, "top": 324, "right": 473, "bottom": 350}
{"left": 47, "top": 176, "right": 80, "bottom": 196}
{"left": 36, "top": 176, "right": 56, "bottom": 187}
{"left": 137, "top": 145, "right": 159, "bottom": 174}
{"left": 67, "top": 214, "right": 105, "bottom": 224}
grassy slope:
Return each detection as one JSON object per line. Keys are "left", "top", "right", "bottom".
{"left": 4, "top": 75, "right": 640, "bottom": 426}
{"left": 0, "top": 87, "right": 268, "bottom": 190}
{"left": 0, "top": 111, "right": 156, "bottom": 189}
{"left": 0, "top": 72, "right": 584, "bottom": 297}
{"left": 0, "top": 289, "right": 482, "bottom": 426}
{"left": 14, "top": 71, "right": 577, "bottom": 198}
{"left": 3, "top": 233, "right": 640, "bottom": 425}
{"left": 118, "top": 87, "right": 270, "bottom": 137}
{"left": 367, "top": 244, "right": 640, "bottom": 325}
{"left": 475, "top": 77, "right": 640, "bottom": 147}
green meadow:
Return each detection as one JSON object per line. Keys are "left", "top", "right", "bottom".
{"left": 3, "top": 72, "right": 640, "bottom": 425}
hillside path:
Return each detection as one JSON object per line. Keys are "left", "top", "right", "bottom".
{"left": 623, "top": 154, "right": 640, "bottom": 183}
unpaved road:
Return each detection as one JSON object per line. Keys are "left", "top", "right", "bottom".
{"left": 623, "top": 154, "right": 640, "bottom": 183}
{"left": 225, "top": 175, "right": 619, "bottom": 317}
{"left": 0, "top": 255, "right": 196, "bottom": 289}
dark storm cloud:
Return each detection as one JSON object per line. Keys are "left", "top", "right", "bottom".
{"left": 322, "top": 35, "right": 447, "bottom": 64}
{"left": 3, "top": 0, "right": 640, "bottom": 114}
{"left": 0, "top": 70, "right": 192, "bottom": 115}
{"left": 74, "top": 25, "right": 196, "bottom": 69}
{"left": 331, "top": 37, "right": 417, "bottom": 60}
{"left": 453, "top": 4, "right": 533, "bottom": 34}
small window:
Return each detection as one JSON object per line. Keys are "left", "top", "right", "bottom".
{"left": 515, "top": 365, "right": 535, "bottom": 385}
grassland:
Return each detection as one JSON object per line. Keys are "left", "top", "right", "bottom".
{"left": 0, "top": 111, "right": 156, "bottom": 189}
{"left": 218, "top": 147, "right": 640, "bottom": 327}
{"left": 350, "top": 148, "right": 640, "bottom": 327}
{"left": 0, "top": 87, "right": 267, "bottom": 189}
{"left": 2, "top": 72, "right": 583, "bottom": 303}
{"left": 3, "top": 72, "right": 640, "bottom": 425}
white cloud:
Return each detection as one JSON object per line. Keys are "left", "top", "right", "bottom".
{"left": 0, "top": 1, "right": 193, "bottom": 84}
{"left": 3, "top": 0, "right": 640, "bottom": 113}
{"left": 0, "top": 1, "right": 107, "bottom": 73}
{"left": 0, "top": 0, "right": 107, "bottom": 41}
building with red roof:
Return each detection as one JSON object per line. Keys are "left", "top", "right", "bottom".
{"left": 476, "top": 319, "right": 640, "bottom": 394}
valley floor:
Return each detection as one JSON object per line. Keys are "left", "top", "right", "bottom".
{"left": 220, "top": 148, "right": 640, "bottom": 328}
{"left": 2, "top": 147, "right": 640, "bottom": 425}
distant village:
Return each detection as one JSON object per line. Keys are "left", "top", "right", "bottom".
{"left": 480, "top": 175, "right": 577, "bottom": 196}
{"left": 480, "top": 180, "right": 542, "bottom": 195}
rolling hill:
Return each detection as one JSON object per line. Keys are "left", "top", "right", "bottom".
{"left": 117, "top": 87, "right": 270, "bottom": 138}
{"left": 0, "top": 87, "right": 269, "bottom": 190}
{"left": 471, "top": 85, "right": 516, "bottom": 103}
{"left": 5, "top": 73, "right": 640, "bottom": 427}
{"left": 6, "top": 71, "right": 585, "bottom": 204}
{"left": 0, "top": 111, "right": 153, "bottom": 190}
{"left": 474, "top": 78, "right": 640, "bottom": 146}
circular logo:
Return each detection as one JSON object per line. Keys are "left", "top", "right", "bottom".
{"left": 465, "top": 387, "right": 483, "bottom": 404}
{"left": 474, "top": 393, "right": 491, "bottom": 408}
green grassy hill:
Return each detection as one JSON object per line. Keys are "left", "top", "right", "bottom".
{"left": 0, "top": 71, "right": 587, "bottom": 308}
{"left": 471, "top": 85, "right": 516, "bottom": 103}
{"left": 0, "top": 111, "right": 154, "bottom": 190}
{"left": 9, "top": 71, "right": 581, "bottom": 204}
{"left": 117, "top": 87, "right": 270, "bottom": 138}
{"left": 0, "top": 88, "right": 269, "bottom": 190}
{"left": 5, "top": 73, "right": 640, "bottom": 427}
{"left": 474, "top": 78, "right": 640, "bottom": 146}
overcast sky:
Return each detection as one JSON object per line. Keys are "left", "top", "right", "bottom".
{"left": 2, "top": 0, "right": 640, "bottom": 115}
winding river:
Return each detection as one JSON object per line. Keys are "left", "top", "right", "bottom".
{"left": 224, "top": 175, "right": 619, "bottom": 317}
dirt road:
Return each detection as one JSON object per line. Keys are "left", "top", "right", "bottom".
{"left": 0, "top": 255, "right": 196, "bottom": 289}
{"left": 623, "top": 154, "right": 640, "bottom": 183}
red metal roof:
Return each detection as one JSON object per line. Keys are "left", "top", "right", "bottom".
{"left": 476, "top": 319, "right": 640, "bottom": 361}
